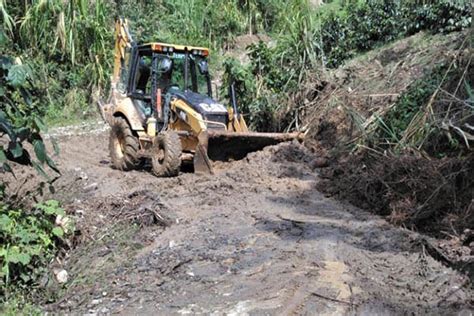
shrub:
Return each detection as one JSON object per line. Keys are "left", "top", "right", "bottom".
{"left": 0, "top": 54, "right": 58, "bottom": 177}
{"left": 321, "top": 0, "right": 472, "bottom": 68}
{"left": 376, "top": 70, "right": 446, "bottom": 148}
{"left": 1, "top": 48, "right": 67, "bottom": 298}
{"left": 223, "top": 0, "right": 472, "bottom": 130}
{"left": 0, "top": 200, "right": 71, "bottom": 291}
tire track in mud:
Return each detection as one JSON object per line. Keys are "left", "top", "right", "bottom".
{"left": 44, "top": 123, "right": 472, "bottom": 315}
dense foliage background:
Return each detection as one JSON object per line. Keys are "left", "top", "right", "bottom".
{"left": 1, "top": 0, "right": 470, "bottom": 128}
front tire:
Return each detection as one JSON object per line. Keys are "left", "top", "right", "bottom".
{"left": 109, "top": 117, "right": 140, "bottom": 171}
{"left": 151, "top": 131, "right": 182, "bottom": 177}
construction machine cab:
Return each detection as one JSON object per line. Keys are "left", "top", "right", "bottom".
{"left": 103, "top": 18, "right": 302, "bottom": 177}
{"left": 120, "top": 43, "right": 215, "bottom": 126}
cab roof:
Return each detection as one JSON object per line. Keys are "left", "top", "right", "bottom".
{"left": 138, "top": 42, "right": 209, "bottom": 56}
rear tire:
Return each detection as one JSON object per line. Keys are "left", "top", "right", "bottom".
{"left": 151, "top": 131, "right": 182, "bottom": 177}
{"left": 109, "top": 116, "right": 140, "bottom": 171}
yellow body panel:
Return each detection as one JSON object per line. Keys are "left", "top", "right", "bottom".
{"left": 168, "top": 115, "right": 198, "bottom": 152}
{"left": 114, "top": 96, "right": 145, "bottom": 132}
{"left": 113, "top": 19, "right": 132, "bottom": 83}
{"left": 227, "top": 108, "right": 249, "bottom": 132}
{"left": 170, "top": 99, "right": 207, "bottom": 135}
{"left": 168, "top": 99, "right": 207, "bottom": 153}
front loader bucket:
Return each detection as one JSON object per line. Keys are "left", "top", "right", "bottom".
{"left": 193, "top": 131, "right": 214, "bottom": 175}
{"left": 207, "top": 131, "right": 304, "bottom": 161}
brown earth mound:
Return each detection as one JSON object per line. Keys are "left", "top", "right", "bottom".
{"left": 298, "top": 30, "right": 473, "bottom": 273}
{"left": 301, "top": 31, "right": 467, "bottom": 143}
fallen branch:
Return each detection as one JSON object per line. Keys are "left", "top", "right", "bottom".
{"left": 310, "top": 291, "right": 355, "bottom": 306}
{"left": 436, "top": 278, "right": 470, "bottom": 307}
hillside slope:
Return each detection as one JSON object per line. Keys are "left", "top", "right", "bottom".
{"left": 304, "top": 30, "right": 467, "bottom": 144}
{"left": 299, "top": 30, "right": 473, "bottom": 273}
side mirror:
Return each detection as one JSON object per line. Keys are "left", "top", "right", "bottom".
{"left": 159, "top": 57, "right": 172, "bottom": 73}
{"left": 198, "top": 60, "right": 209, "bottom": 75}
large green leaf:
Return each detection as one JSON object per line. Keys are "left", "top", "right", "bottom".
{"left": 33, "top": 117, "right": 47, "bottom": 132}
{"left": 9, "top": 141, "right": 23, "bottom": 158}
{"left": 0, "top": 214, "right": 13, "bottom": 230}
{"left": 32, "top": 139, "right": 47, "bottom": 163}
{"left": 52, "top": 227, "right": 64, "bottom": 238}
{"left": 46, "top": 156, "right": 60, "bottom": 174}
{"left": 0, "top": 114, "right": 16, "bottom": 140}
{"left": 6, "top": 64, "right": 28, "bottom": 87}
{"left": 0, "top": 148, "right": 6, "bottom": 164}
{"left": 36, "top": 200, "right": 64, "bottom": 217}
{"left": 7, "top": 247, "right": 31, "bottom": 265}
{"left": 31, "top": 160, "right": 49, "bottom": 180}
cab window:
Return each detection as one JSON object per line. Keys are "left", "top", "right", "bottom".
{"left": 189, "top": 55, "right": 211, "bottom": 96}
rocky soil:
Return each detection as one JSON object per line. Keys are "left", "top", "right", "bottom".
{"left": 16, "top": 122, "right": 469, "bottom": 315}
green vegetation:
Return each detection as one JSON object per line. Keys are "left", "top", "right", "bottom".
{"left": 1, "top": 25, "right": 67, "bottom": 311}
{"left": 360, "top": 48, "right": 472, "bottom": 156}
{"left": 1, "top": 200, "right": 70, "bottom": 291}
{"left": 0, "top": 57, "right": 69, "bottom": 304}
{"left": 0, "top": 55, "right": 59, "bottom": 177}
{"left": 374, "top": 69, "right": 448, "bottom": 149}
{"left": 1, "top": 0, "right": 301, "bottom": 126}
{"left": 1, "top": 0, "right": 470, "bottom": 129}
{"left": 224, "top": 0, "right": 471, "bottom": 130}
{"left": 1, "top": 297, "right": 42, "bottom": 316}
{"left": 320, "top": 0, "right": 471, "bottom": 67}
{"left": 1, "top": 0, "right": 112, "bottom": 125}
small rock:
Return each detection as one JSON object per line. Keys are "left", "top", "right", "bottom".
{"left": 169, "top": 240, "right": 176, "bottom": 248}
{"left": 222, "top": 258, "right": 235, "bottom": 266}
{"left": 55, "top": 215, "right": 71, "bottom": 233}
{"left": 54, "top": 269, "right": 68, "bottom": 283}
{"left": 310, "top": 157, "right": 329, "bottom": 169}
{"left": 99, "top": 307, "right": 109, "bottom": 314}
{"left": 84, "top": 182, "right": 98, "bottom": 192}
{"left": 91, "top": 299, "right": 102, "bottom": 306}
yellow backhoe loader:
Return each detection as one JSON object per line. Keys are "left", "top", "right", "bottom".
{"left": 99, "top": 19, "right": 303, "bottom": 176}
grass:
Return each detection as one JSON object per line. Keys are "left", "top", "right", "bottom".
{"left": 1, "top": 295, "right": 43, "bottom": 316}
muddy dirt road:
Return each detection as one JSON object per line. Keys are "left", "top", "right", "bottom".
{"left": 37, "top": 123, "right": 472, "bottom": 314}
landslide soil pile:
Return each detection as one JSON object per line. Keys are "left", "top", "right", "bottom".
{"left": 302, "top": 31, "right": 467, "bottom": 144}
{"left": 20, "top": 125, "right": 471, "bottom": 314}
{"left": 299, "top": 31, "right": 473, "bottom": 268}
